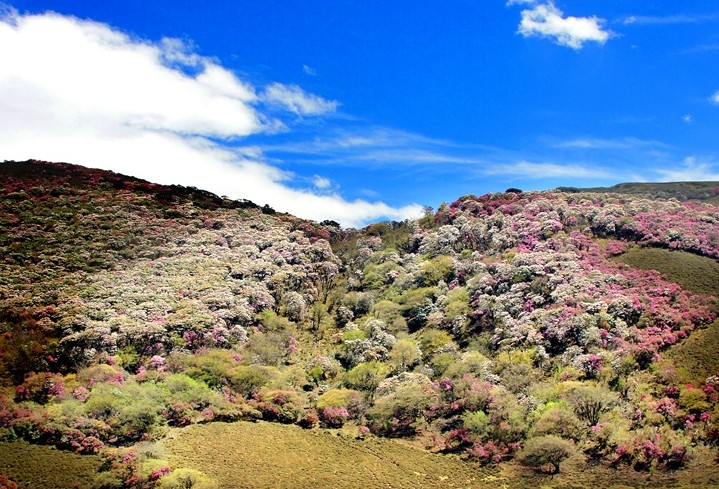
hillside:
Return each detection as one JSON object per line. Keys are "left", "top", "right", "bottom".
{"left": 557, "top": 181, "right": 719, "bottom": 205}
{"left": 1, "top": 160, "right": 719, "bottom": 488}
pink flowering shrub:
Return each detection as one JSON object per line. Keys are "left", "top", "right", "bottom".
{"left": 14, "top": 372, "right": 65, "bottom": 404}
{"left": 605, "top": 240, "right": 628, "bottom": 256}
{"left": 320, "top": 406, "right": 350, "bottom": 428}
{"left": 298, "top": 408, "right": 319, "bottom": 429}
{"left": 252, "top": 389, "right": 305, "bottom": 424}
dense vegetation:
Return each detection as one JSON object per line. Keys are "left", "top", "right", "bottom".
{"left": 1, "top": 160, "right": 718, "bottom": 487}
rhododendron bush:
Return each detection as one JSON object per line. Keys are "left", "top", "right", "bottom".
{"left": 1, "top": 161, "right": 719, "bottom": 480}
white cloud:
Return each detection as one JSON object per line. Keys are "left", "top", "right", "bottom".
{"left": 623, "top": 13, "right": 719, "bottom": 25}
{"left": 484, "top": 161, "right": 611, "bottom": 179}
{"left": 555, "top": 137, "right": 668, "bottom": 150}
{"left": 312, "top": 175, "right": 332, "bottom": 189}
{"left": 517, "top": 1, "right": 611, "bottom": 49}
{"left": 260, "top": 127, "right": 487, "bottom": 163}
{"left": 683, "top": 114, "right": 694, "bottom": 123}
{"left": 0, "top": 9, "right": 416, "bottom": 228}
{"left": 302, "top": 64, "right": 317, "bottom": 76}
{"left": 656, "top": 157, "right": 719, "bottom": 181}
{"left": 711, "top": 90, "right": 719, "bottom": 104}
{"left": 263, "top": 83, "right": 339, "bottom": 115}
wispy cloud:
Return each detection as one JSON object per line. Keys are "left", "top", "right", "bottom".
{"left": 262, "top": 83, "right": 339, "bottom": 116}
{"left": 656, "top": 157, "right": 719, "bottom": 181}
{"left": 512, "top": 1, "right": 611, "bottom": 49}
{"left": 0, "top": 9, "right": 417, "bottom": 227}
{"left": 682, "top": 43, "right": 719, "bottom": 54}
{"left": 258, "top": 127, "right": 487, "bottom": 165}
{"left": 302, "top": 64, "right": 317, "bottom": 76}
{"left": 312, "top": 175, "right": 331, "bottom": 189}
{"left": 622, "top": 13, "right": 719, "bottom": 25}
{"left": 259, "top": 125, "right": 621, "bottom": 183}
{"left": 484, "top": 161, "right": 611, "bottom": 179}
{"left": 554, "top": 137, "right": 669, "bottom": 150}
{"left": 711, "top": 90, "right": 719, "bottom": 104}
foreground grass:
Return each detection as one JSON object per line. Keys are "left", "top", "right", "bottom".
{"left": 0, "top": 440, "right": 102, "bottom": 488}
{"left": 162, "top": 421, "right": 490, "bottom": 488}
{"left": 1, "top": 421, "right": 717, "bottom": 488}
{"left": 161, "top": 421, "right": 719, "bottom": 489}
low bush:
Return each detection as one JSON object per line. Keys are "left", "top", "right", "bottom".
{"left": 518, "top": 435, "right": 575, "bottom": 474}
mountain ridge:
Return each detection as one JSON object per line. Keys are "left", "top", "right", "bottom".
{"left": 5, "top": 159, "right": 719, "bottom": 225}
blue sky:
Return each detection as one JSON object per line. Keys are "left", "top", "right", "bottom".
{"left": 1, "top": 1, "right": 719, "bottom": 226}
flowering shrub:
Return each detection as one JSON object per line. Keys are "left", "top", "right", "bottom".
{"left": 252, "top": 389, "right": 305, "bottom": 424}
{"left": 14, "top": 372, "right": 65, "bottom": 404}
{"left": 320, "top": 406, "right": 350, "bottom": 428}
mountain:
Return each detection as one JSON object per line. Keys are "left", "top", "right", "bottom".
{"left": 1, "top": 160, "right": 718, "bottom": 488}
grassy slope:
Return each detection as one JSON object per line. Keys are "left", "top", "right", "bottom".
{"left": 161, "top": 421, "right": 490, "bottom": 489}
{"left": 160, "top": 421, "right": 719, "bottom": 489}
{"left": 613, "top": 247, "right": 719, "bottom": 382}
{"left": 663, "top": 318, "right": 719, "bottom": 383}
{"left": 613, "top": 247, "right": 719, "bottom": 296}
{"left": 0, "top": 440, "right": 102, "bottom": 488}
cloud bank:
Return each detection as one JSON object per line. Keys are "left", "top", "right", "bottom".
{"left": 0, "top": 9, "right": 420, "bottom": 228}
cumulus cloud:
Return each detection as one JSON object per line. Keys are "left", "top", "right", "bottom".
{"left": 263, "top": 83, "right": 339, "bottom": 115}
{"left": 0, "top": 11, "right": 263, "bottom": 138}
{"left": 515, "top": 1, "right": 611, "bottom": 49}
{"left": 0, "top": 9, "right": 417, "bottom": 227}
{"left": 656, "top": 157, "right": 719, "bottom": 181}
{"left": 711, "top": 90, "right": 719, "bottom": 104}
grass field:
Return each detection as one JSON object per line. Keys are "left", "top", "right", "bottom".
{"left": 663, "top": 318, "right": 719, "bottom": 383}
{"left": 613, "top": 246, "right": 719, "bottom": 382}
{"left": 0, "top": 440, "right": 102, "bottom": 488}
{"left": 160, "top": 421, "right": 719, "bottom": 489}
{"left": 613, "top": 247, "right": 719, "bottom": 296}
{"left": 161, "top": 421, "right": 490, "bottom": 489}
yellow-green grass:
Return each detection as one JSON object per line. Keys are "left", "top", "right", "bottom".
{"left": 663, "top": 319, "right": 719, "bottom": 383}
{"left": 613, "top": 247, "right": 719, "bottom": 381}
{"left": 613, "top": 247, "right": 719, "bottom": 296}
{"left": 0, "top": 440, "right": 102, "bottom": 488}
{"left": 161, "top": 421, "right": 719, "bottom": 489}
{"left": 162, "top": 421, "right": 489, "bottom": 488}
